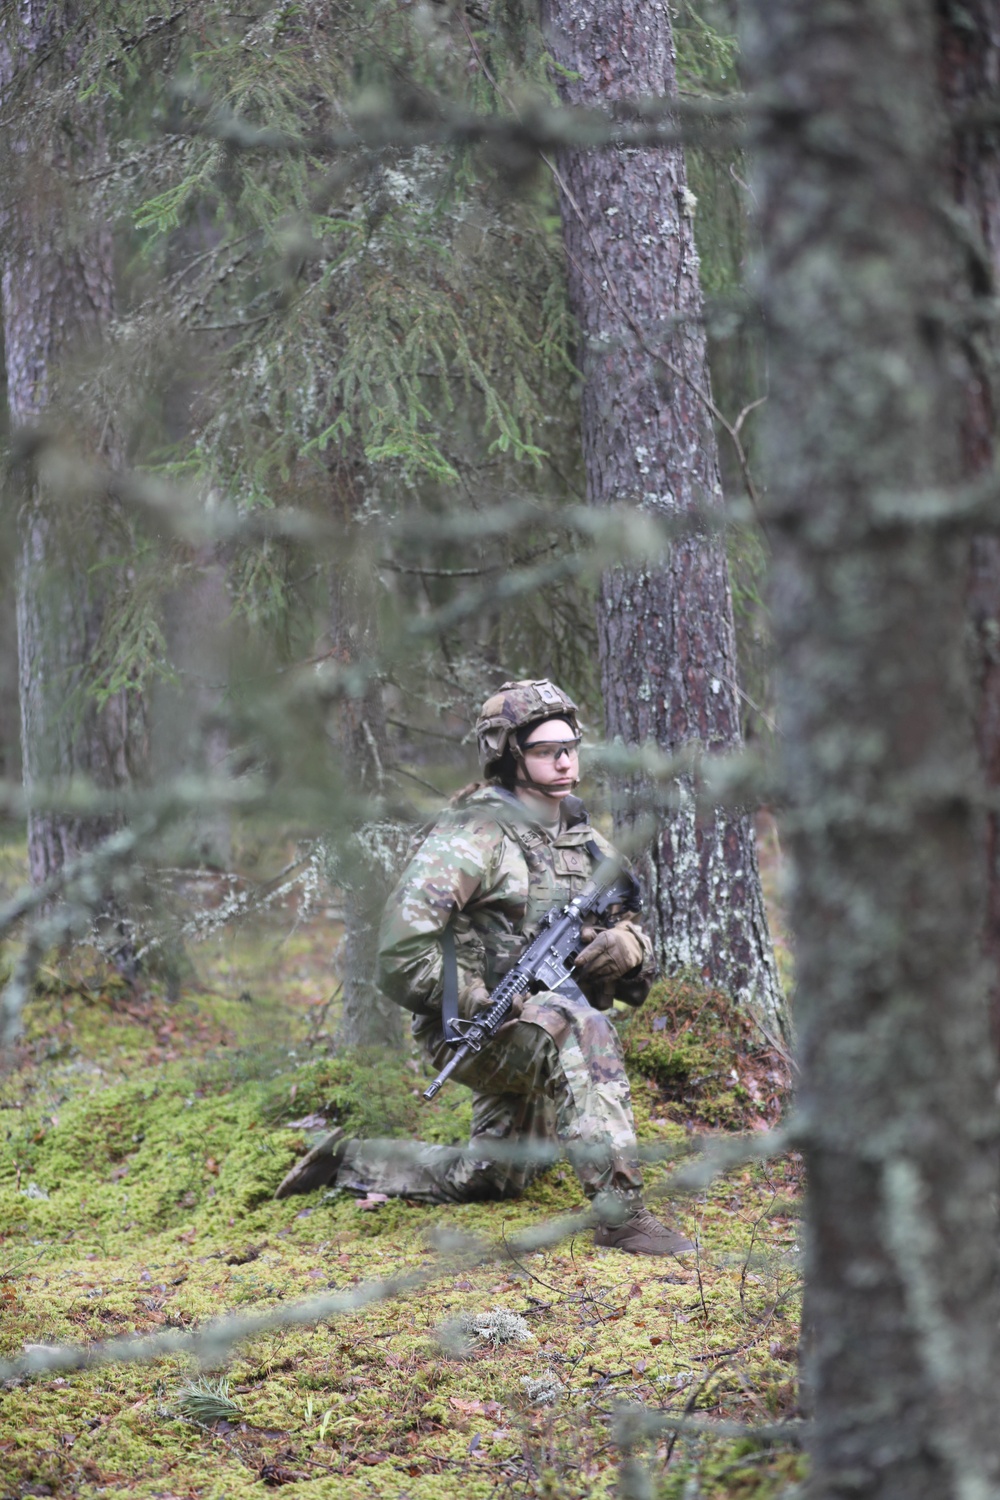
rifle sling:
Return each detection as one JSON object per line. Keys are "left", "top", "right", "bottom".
{"left": 441, "top": 922, "right": 463, "bottom": 1047}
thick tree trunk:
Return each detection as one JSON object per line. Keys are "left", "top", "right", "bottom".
{"left": 1, "top": 3, "right": 144, "bottom": 886}
{"left": 936, "top": 1, "right": 1000, "bottom": 1042}
{"left": 540, "top": 0, "right": 785, "bottom": 1036}
{"left": 744, "top": 1, "right": 1000, "bottom": 1496}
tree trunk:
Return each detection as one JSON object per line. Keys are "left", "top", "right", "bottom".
{"left": 540, "top": 0, "right": 785, "bottom": 1037}
{"left": 744, "top": 0, "right": 1000, "bottom": 1495}
{"left": 327, "top": 471, "right": 403, "bottom": 1052}
{"left": 936, "top": 0, "right": 1000, "bottom": 1043}
{"left": 1, "top": 3, "right": 145, "bottom": 887}
{"left": 151, "top": 551, "right": 233, "bottom": 870}
{"left": 0, "top": 339, "right": 19, "bottom": 784}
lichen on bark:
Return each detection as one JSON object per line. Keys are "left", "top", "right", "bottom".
{"left": 744, "top": 0, "right": 1000, "bottom": 1494}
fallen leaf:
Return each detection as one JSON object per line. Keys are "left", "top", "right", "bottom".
{"left": 356, "top": 1193, "right": 389, "bottom": 1211}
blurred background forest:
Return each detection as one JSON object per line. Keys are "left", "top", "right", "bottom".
{"left": 0, "top": 0, "right": 778, "bottom": 1044}
{"left": 6, "top": 2, "right": 999, "bottom": 1498}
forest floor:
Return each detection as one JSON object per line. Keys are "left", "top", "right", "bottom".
{"left": 0, "top": 825, "right": 802, "bottom": 1500}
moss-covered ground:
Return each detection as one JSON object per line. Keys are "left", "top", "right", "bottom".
{"left": 0, "top": 832, "right": 802, "bottom": 1499}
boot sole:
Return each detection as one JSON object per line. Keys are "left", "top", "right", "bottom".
{"left": 274, "top": 1130, "right": 345, "bottom": 1200}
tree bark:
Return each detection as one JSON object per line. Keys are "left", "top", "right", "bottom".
{"left": 936, "top": 0, "right": 1000, "bottom": 1043}
{"left": 744, "top": 1, "right": 1000, "bottom": 1495}
{"left": 540, "top": 0, "right": 785, "bottom": 1036}
{"left": 1, "top": 3, "right": 145, "bottom": 886}
{"left": 327, "top": 467, "right": 403, "bottom": 1052}
{"left": 151, "top": 551, "right": 232, "bottom": 870}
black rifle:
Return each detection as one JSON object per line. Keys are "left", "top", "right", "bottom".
{"left": 423, "top": 858, "right": 640, "bottom": 1101}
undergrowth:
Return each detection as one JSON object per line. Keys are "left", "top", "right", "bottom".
{"left": 0, "top": 844, "right": 801, "bottom": 1500}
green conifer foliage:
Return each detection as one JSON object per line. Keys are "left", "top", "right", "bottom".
{"left": 41, "top": 0, "right": 761, "bottom": 742}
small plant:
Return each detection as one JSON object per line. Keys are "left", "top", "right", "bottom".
{"left": 175, "top": 1375, "right": 243, "bottom": 1426}
{"left": 303, "top": 1393, "right": 334, "bottom": 1441}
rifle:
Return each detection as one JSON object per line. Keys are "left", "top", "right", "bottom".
{"left": 423, "top": 857, "right": 640, "bottom": 1101}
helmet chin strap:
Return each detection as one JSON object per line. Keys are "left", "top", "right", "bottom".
{"left": 511, "top": 745, "right": 580, "bottom": 797}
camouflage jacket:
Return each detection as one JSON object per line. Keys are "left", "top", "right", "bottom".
{"left": 376, "top": 786, "right": 657, "bottom": 1018}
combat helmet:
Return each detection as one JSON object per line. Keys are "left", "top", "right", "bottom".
{"left": 476, "top": 679, "right": 580, "bottom": 780}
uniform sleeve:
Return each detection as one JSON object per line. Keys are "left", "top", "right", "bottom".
{"left": 376, "top": 815, "right": 500, "bottom": 1016}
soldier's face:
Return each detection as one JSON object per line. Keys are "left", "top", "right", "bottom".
{"left": 519, "top": 719, "right": 580, "bottom": 801}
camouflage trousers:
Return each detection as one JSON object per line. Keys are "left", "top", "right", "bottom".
{"left": 332, "top": 992, "right": 644, "bottom": 1206}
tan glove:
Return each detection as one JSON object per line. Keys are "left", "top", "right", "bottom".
{"left": 458, "top": 981, "right": 523, "bottom": 1025}
{"left": 573, "top": 921, "right": 645, "bottom": 983}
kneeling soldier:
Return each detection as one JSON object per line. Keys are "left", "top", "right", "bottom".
{"left": 276, "top": 678, "right": 691, "bottom": 1256}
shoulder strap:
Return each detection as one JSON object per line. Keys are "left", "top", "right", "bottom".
{"left": 440, "top": 922, "right": 462, "bottom": 1045}
{"left": 561, "top": 793, "right": 589, "bottom": 829}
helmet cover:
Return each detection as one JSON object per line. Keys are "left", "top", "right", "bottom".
{"left": 475, "top": 679, "right": 580, "bottom": 778}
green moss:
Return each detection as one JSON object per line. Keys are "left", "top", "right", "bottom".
{"left": 660, "top": 1441, "right": 806, "bottom": 1498}
{"left": 0, "top": 881, "right": 801, "bottom": 1500}
{"left": 621, "top": 973, "right": 790, "bottom": 1130}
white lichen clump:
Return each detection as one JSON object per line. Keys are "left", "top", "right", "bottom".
{"left": 460, "top": 1307, "right": 534, "bottom": 1349}
{"left": 520, "top": 1372, "right": 564, "bottom": 1407}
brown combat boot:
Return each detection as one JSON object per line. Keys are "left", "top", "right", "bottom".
{"left": 593, "top": 1205, "right": 694, "bottom": 1256}
{"left": 274, "top": 1128, "right": 347, "bottom": 1199}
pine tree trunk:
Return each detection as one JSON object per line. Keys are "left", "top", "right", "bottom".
{"left": 1, "top": 3, "right": 145, "bottom": 886}
{"left": 540, "top": 0, "right": 785, "bottom": 1036}
{"left": 937, "top": 1, "right": 1000, "bottom": 1042}
{"left": 744, "top": 0, "right": 1000, "bottom": 1494}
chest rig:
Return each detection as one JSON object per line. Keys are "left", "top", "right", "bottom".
{"left": 440, "top": 793, "right": 611, "bottom": 1041}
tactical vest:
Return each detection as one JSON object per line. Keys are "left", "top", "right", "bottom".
{"left": 447, "top": 792, "right": 603, "bottom": 992}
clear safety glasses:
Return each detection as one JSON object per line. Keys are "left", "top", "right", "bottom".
{"left": 521, "top": 737, "right": 582, "bottom": 763}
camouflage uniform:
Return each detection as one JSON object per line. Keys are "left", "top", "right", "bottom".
{"left": 327, "top": 785, "right": 657, "bottom": 1207}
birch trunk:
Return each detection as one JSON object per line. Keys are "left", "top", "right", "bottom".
{"left": 744, "top": 0, "right": 1000, "bottom": 1494}
{"left": 540, "top": 0, "right": 785, "bottom": 1037}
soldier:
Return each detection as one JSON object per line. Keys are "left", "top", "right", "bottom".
{"left": 276, "top": 679, "right": 692, "bottom": 1256}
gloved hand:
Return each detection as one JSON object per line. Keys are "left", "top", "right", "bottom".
{"left": 458, "top": 981, "right": 524, "bottom": 1024}
{"left": 573, "top": 921, "right": 645, "bottom": 982}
